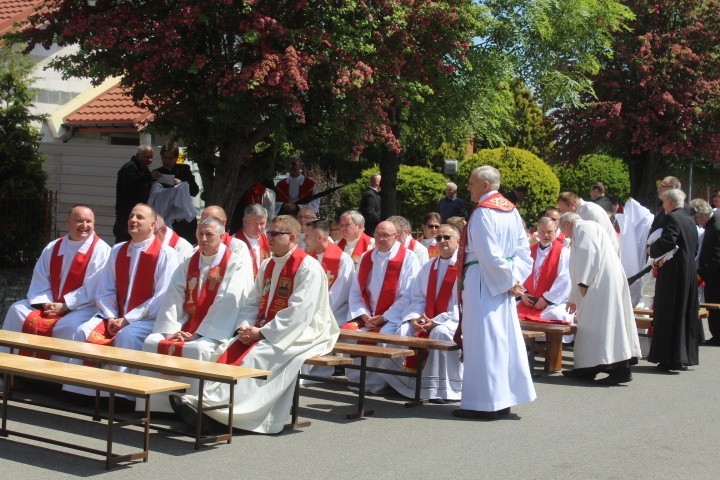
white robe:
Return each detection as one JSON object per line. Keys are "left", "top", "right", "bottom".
{"left": 384, "top": 252, "right": 463, "bottom": 400}
{"left": 569, "top": 221, "right": 642, "bottom": 369}
{"left": 616, "top": 198, "right": 653, "bottom": 305}
{"left": 183, "top": 249, "right": 338, "bottom": 434}
{"left": 75, "top": 236, "right": 179, "bottom": 370}
{"left": 273, "top": 175, "right": 320, "bottom": 215}
{"left": 149, "top": 180, "right": 197, "bottom": 225}
{"left": 345, "top": 242, "right": 421, "bottom": 392}
{"left": 141, "top": 243, "right": 254, "bottom": 410}
{"left": 162, "top": 226, "right": 194, "bottom": 261}
{"left": 460, "top": 191, "right": 536, "bottom": 412}
{"left": 1, "top": 234, "right": 111, "bottom": 362}
{"left": 405, "top": 237, "right": 430, "bottom": 265}
{"left": 578, "top": 200, "right": 620, "bottom": 256}
{"left": 522, "top": 244, "right": 574, "bottom": 326}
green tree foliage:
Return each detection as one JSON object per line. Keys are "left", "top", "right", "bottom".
{"left": 458, "top": 147, "right": 559, "bottom": 222}
{"left": 553, "top": 154, "right": 630, "bottom": 202}
{"left": 0, "top": 44, "right": 49, "bottom": 266}
{"left": 341, "top": 165, "right": 449, "bottom": 228}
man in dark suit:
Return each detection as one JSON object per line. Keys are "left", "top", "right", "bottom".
{"left": 114, "top": 145, "right": 153, "bottom": 243}
{"left": 359, "top": 174, "right": 382, "bottom": 236}
{"left": 151, "top": 142, "right": 200, "bottom": 243}
{"left": 648, "top": 189, "right": 700, "bottom": 371}
{"left": 691, "top": 199, "right": 720, "bottom": 345}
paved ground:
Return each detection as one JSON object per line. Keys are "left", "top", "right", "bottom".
{"left": 1, "top": 340, "right": 719, "bottom": 479}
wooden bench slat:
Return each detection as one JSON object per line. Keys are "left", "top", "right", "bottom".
{"left": 338, "top": 330, "right": 458, "bottom": 350}
{"left": 304, "top": 355, "right": 354, "bottom": 367}
{"left": 331, "top": 343, "right": 413, "bottom": 358}
{"left": 0, "top": 352, "right": 188, "bottom": 396}
{"left": 0, "top": 330, "right": 270, "bottom": 381}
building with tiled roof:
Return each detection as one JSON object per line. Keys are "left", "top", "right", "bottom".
{"left": 0, "top": 0, "right": 43, "bottom": 35}
{"left": 63, "top": 84, "right": 154, "bottom": 133}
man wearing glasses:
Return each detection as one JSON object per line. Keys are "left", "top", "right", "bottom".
{"left": 385, "top": 224, "right": 463, "bottom": 403}
{"left": 345, "top": 220, "right": 421, "bottom": 392}
{"left": 175, "top": 215, "right": 338, "bottom": 434}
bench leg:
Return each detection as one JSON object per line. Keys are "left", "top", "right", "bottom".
{"left": 227, "top": 380, "right": 235, "bottom": 442}
{"left": 405, "top": 348, "right": 429, "bottom": 408}
{"left": 544, "top": 333, "right": 564, "bottom": 372}
{"left": 194, "top": 380, "right": 204, "bottom": 450}
{"left": 347, "top": 357, "right": 374, "bottom": 419}
{"left": 288, "top": 374, "right": 311, "bottom": 429}
{"left": 142, "top": 395, "right": 150, "bottom": 462}
{"left": 1, "top": 373, "right": 9, "bottom": 436}
{"left": 106, "top": 394, "right": 115, "bottom": 470}
{"left": 526, "top": 339, "right": 540, "bottom": 379}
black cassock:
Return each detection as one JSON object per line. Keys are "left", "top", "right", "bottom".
{"left": 648, "top": 208, "right": 700, "bottom": 366}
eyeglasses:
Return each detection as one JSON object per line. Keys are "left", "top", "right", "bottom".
{"left": 426, "top": 224, "right": 441, "bottom": 229}
{"left": 375, "top": 233, "right": 397, "bottom": 240}
{"left": 298, "top": 215, "right": 317, "bottom": 220}
{"left": 435, "top": 235, "right": 457, "bottom": 242}
{"left": 267, "top": 231, "right": 292, "bottom": 237}
{"left": 656, "top": 183, "right": 673, "bottom": 190}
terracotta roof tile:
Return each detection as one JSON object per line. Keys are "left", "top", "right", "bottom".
{"left": 0, "top": 0, "right": 44, "bottom": 35}
{"left": 64, "top": 85, "right": 154, "bottom": 129}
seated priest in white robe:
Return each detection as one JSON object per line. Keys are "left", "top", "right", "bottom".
{"left": 384, "top": 224, "right": 463, "bottom": 401}
{"left": 155, "top": 215, "right": 194, "bottom": 261}
{"left": 75, "top": 204, "right": 179, "bottom": 373}
{"left": 301, "top": 219, "right": 354, "bottom": 379}
{"left": 141, "top": 216, "right": 254, "bottom": 411}
{"left": 453, "top": 167, "right": 536, "bottom": 421}
{"left": 233, "top": 203, "right": 271, "bottom": 279}
{"left": 345, "top": 220, "right": 420, "bottom": 393}
{"left": 201, "top": 205, "right": 248, "bottom": 258}
{"left": 337, "top": 210, "right": 375, "bottom": 266}
{"left": 559, "top": 213, "right": 641, "bottom": 385}
{"left": 517, "top": 216, "right": 573, "bottom": 329}
{"left": 389, "top": 215, "right": 430, "bottom": 265}
{"left": 1, "top": 205, "right": 110, "bottom": 363}
{"left": 174, "top": 215, "right": 338, "bottom": 434}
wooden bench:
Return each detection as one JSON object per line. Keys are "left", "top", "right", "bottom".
{"left": 289, "top": 343, "right": 414, "bottom": 428}
{"left": 634, "top": 308, "right": 710, "bottom": 338}
{"left": 522, "top": 330, "right": 545, "bottom": 378}
{"left": 519, "top": 321, "right": 577, "bottom": 372}
{"left": 337, "top": 329, "right": 459, "bottom": 407}
{"left": 0, "top": 330, "right": 270, "bottom": 449}
{"left": 0, "top": 352, "right": 187, "bottom": 469}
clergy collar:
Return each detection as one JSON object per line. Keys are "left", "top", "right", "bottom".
{"left": 375, "top": 241, "right": 400, "bottom": 259}
{"left": 129, "top": 235, "right": 154, "bottom": 251}
{"left": 478, "top": 190, "right": 499, "bottom": 203}
{"left": 272, "top": 246, "right": 295, "bottom": 264}
{"left": 538, "top": 243, "right": 552, "bottom": 250}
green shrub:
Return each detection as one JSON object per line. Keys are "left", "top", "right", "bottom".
{"left": 340, "top": 165, "right": 450, "bottom": 228}
{"left": 458, "top": 147, "right": 560, "bottom": 223}
{"left": 552, "top": 154, "right": 630, "bottom": 202}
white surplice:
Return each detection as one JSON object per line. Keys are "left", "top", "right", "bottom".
{"left": 148, "top": 181, "right": 197, "bottom": 224}
{"left": 460, "top": 191, "right": 536, "bottom": 412}
{"left": 183, "top": 249, "right": 338, "bottom": 434}
{"left": 1, "top": 234, "right": 111, "bottom": 361}
{"left": 273, "top": 174, "right": 320, "bottom": 215}
{"left": 523, "top": 244, "right": 574, "bottom": 326}
{"left": 75, "top": 236, "right": 179, "bottom": 369}
{"left": 405, "top": 237, "right": 430, "bottom": 265}
{"left": 616, "top": 198, "right": 653, "bottom": 305}
{"left": 578, "top": 200, "right": 620, "bottom": 256}
{"left": 141, "top": 243, "right": 254, "bottom": 410}
{"left": 568, "top": 221, "right": 641, "bottom": 369}
{"left": 384, "top": 251, "right": 463, "bottom": 400}
{"left": 162, "top": 226, "right": 194, "bottom": 261}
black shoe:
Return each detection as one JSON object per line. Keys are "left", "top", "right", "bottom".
{"left": 452, "top": 408, "right": 498, "bottom": 420}
{"left": 596, "top": 371, "right": 632, "bottom": 386}
{"left": 672, "top": 363, "right": 688, "bottom": 371}
{"left": 178, "top": 399, "right": 228, "bottom": 435}
{"left": 429, "top": 398, "right": 459, "bottom": 405}
{"left": 497, "top": 407, "right": 511, "bottom": 416}
{"left": 169, "top": 394, "right": 183, "bottom": 416}
{"left": 655, "top": 363, "right": 680, "bottom": 374}
{"left": 562, "top": 369, "right": 597, "bottom": 381}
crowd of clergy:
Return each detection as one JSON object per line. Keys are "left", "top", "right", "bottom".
{"left": 1, "top": 160, "right": 711, "bottom": 430}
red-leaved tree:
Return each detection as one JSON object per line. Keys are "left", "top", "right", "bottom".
{"left": 553, "top": 0, "right": 720, "bottom": 206}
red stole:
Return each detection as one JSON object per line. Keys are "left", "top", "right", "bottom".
{"left": 221, "top": 232, "right": 233, "bottom": 248}
{"left": 337, "top": 233, "right": 372, "bottom": 263}
{"left": 275, "top": 177, "right": 315, "bottom": 203}
{"left": 217, "top": 248, "right": 307, "bottom": 365}
{"left": 158, "top": 246, "right": 233, "bottom": 357}
{"left": 310, "top": 242, "right": 343, "bottom": 288}
{"left": 87, "top": 237, "right": 162, "bottom": 346}
{"left": 234, "top": 230, "right": 270, "bottom": 278}
{"left": 405, "top": 257, "right": 458, "bottom": 369}
{"left": 342, "top": 245, "right": 407, "bottom": 332}
{"left": 454, "top": 192, "right": 515, "bottom": 347}
{"left": 164, "top": 227, "right": 180, "bottom": 248}
{"left": 20, "top": 235, "right": 100, "bottom": 358}
{"left": 517, "top": 242, "right": 562, "bottom": 320}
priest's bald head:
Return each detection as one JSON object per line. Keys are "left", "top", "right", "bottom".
{"left": 66, "top": 204, "right": 95, "bottom": 242}
{"left": 556, "top": 192, "right": 580, "bottom": 213}
{"left": 373, "top": 221, "right": 398, "bottom": 253}
{"left": 128, "top": 203, "right": 157, "bottom": 243}
{"left": 201, "top": 205, "right": 228, "bottom": 228}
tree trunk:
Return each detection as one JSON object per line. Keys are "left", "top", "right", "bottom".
{"left": 379, "top": 144, "right": 400, "bottom": 219}
{"left": 628, "top": 151, "right": 662, "bottom": 211}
